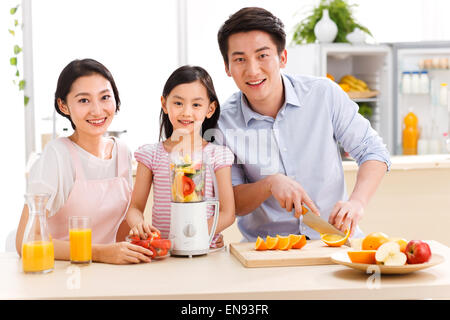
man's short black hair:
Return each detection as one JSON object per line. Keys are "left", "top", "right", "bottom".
{"left": 218, "top": 7, "right": 286, "bottom": 67}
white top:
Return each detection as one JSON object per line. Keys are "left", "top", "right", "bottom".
{"left": 27, "top": 137, "right": 133, "bottom": 217}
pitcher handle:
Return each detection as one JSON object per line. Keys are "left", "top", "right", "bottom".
{"left": 206, "top": 200, "right": 220, "bottom": 246}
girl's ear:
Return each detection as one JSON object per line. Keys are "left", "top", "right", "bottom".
{"left": 57, "top": 98, "right": 70, "bottom": 115}
{"left": 206, "top": 101, "right": 217, "bottom": 119}
{"left": 161, "top": 96, "right": 168, "bottom": 114}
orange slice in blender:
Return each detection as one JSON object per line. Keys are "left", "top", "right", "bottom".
{"left": 276, "top": 235, "right": 292, "bottom": 250}
{"left": 290, "top": 234, "right": 307, "bottom": 249}
{"left": 265, "top": 236, "right": 279, "bottom": 250}
{"left": 321, "top": 229, "right": 350, "bottom": 247}
{"left": 254, "top": 236, "right": 268, "bottom": 251}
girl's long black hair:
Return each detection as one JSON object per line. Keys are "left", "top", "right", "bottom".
{"left": 159, "top": 65, "right": 220, "bottom": 142}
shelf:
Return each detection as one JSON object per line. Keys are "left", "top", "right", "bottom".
{"left": 352, "top": 98, "right": 379, "bottom": 103}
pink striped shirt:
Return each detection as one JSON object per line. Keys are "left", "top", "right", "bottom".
{"left": 134, "top": 142, "right": 234, "bottom": 247}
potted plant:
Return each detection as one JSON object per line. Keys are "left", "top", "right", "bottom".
{"left": 291, "top": 0, "right": 372, "bottom": 44}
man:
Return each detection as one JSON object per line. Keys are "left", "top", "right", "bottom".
{"left": 216, "top": 7, "right": 390, "bottom": 242}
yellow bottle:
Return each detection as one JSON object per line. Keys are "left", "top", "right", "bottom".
{"left": 402, "top": 111, "right": 419, "bottom": 155}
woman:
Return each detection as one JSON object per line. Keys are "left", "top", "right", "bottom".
{"left": 16, "top": 59, "right": 152, "bottom": 264}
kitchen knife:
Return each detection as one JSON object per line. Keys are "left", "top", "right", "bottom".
{"left": 298, "top": 205, "right": 351, "bottom": 247}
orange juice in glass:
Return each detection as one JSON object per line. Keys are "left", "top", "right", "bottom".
{"left": 22, "top": 240, "right": 54, "bottom": 274}
{"left": 69, "top": 216, "right": 92, "bottom": 264}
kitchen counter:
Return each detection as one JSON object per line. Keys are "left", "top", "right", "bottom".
{"left": 342, "top": 154, "right": 450, "bottom": 171}
{"left": 1, "top": 240, "right": 449, "bottom": 300}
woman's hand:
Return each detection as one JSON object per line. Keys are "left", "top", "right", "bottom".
{"left": 95, "top": 242, "right": 153, "bottom": 264}
{"left": 129, "top": 222, "right": 160, "bottom": 240}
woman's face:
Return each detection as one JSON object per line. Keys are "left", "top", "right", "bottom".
{"left": 58, "top": 73, "right": 116, "bottom": 137}
{"left": 161, "top": 80, "right": 216, "bottom": 137}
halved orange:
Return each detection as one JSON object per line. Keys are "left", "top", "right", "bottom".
{"left": 276, "top": 235, "right": 292, "bottom": 250}
{"left": 347, "top": 250, "right": 377, "bottom": 264}
{"left": 265, "top": 236, "right": 279, "bottom": 250}
{"left": 254, "top": 236, "right": 268, "bottom": 251}
{"left": 290, "top": 234, "right": 307, "bottom": 249}
{"left": 321, "top": 229, "right": 350, "bottom": 247}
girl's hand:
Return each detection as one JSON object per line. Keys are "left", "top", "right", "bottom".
{"left": 215, "top": 234, "right": 224, "bottom": 248}
{"left": 129, "top": 222, "right": 160, "bottom": 240}
{"left": 96, "top": 242, "right": 153, "bottom": 264}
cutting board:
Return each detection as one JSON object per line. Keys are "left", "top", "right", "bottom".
{"left": 229, "top": 240, "right": 350, "bottom": 268}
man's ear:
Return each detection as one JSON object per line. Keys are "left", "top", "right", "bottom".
{"left": 279, "top": 49, "right": 287, "bottom": 69}
{"left": 224, "top": 60, "right": 231, "bottom": 77}
{"left": 161, "top": 96, "right": 168, "bottom": 114}
{"left": 57, "top": 98, "right": 70, "bottom": 115}
{"left": 206, "top": 101, "right": 217, "bottom": 119}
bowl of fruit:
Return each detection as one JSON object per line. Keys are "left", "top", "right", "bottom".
{"left": 126, "top": 231, "right": 172, "bottom": 260}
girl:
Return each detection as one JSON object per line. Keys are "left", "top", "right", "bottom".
{"left": 126, "top": 65, "right": 235, "bottom": 248}
{"left": 16, "top": 59, "right": 152, "bottom": 264}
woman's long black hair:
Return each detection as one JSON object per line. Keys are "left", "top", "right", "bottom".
{"left": 159, "top": 65, "right": 220, "bottom": 142}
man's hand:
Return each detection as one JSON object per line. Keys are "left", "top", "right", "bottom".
{"left": 268, "top": 173, "right": 320, "bottom": 217}
{"left": 328, "top": 199, "right": 364, "bottom": 236}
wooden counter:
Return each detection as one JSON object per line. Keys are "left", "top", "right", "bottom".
{"left": 1, "top": 240, "right": 449, "bottom": 300}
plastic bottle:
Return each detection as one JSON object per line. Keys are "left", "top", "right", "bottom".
{"left": 417, "top": 125, "right": 428, "bottom": 155}
{"left": 419, "top": 71, "right": 429, "bottom": 94}
{"left": 401, "top": 71, "right": 411, "bottom": 94}
{"left": 411, "top": 71, "right": 420, "bottom": 94}
{"left": 428, "top": 120, "right": 442, "bottom": 154}
{"left": 440, "top": 83, "right": 448, "bottom": 107}
{"left": 402, "top": 110, "right": 419, "bottom": 155}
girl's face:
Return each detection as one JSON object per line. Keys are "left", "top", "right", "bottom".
{"left": 58, "top": 74, "right": 116, "bottom": 138}
{"left": 161, "top": 80, "right": 216, "bottom": 137}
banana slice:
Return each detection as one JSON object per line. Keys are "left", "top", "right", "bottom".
{"left": 375, "top": 241, "right": 407, "bottom": 266}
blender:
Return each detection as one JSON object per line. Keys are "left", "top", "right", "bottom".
{"left": 168, "top": 149, "right": 220, "bottom": 257}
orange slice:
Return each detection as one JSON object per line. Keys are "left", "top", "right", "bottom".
{"left": 321, "top": 229, "right": 350, "bottom": 247}
{"left": 276, "top": 235, "right": 292, "bottom": 250}
{"left": 265, "top": 236, "right": 279, "bottom": 250}
{"left": 347, "top": 250, "right": 377, "bottom": 264}
{"left": 254, "top": 236, "right": 268, "bottom": 251}
{"left": 290, "top": 234, "right": 307, "bottom": 249}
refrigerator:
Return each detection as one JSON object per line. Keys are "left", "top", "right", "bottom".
{"left": 285, "top": 41, "right": 450, "bottom": 156}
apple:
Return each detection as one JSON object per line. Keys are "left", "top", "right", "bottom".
{"left": 405, "top": 240, "right": 432, "bottom": 264}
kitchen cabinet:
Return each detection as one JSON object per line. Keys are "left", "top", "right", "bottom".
{"left": 1, "top": 240, "right": 449, "bottom": 299}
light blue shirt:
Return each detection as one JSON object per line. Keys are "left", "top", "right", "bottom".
{"left": 217, "top": 73, "right": 391, "bottom": 241}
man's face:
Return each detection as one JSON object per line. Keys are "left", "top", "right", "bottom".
{"left": 225, "top": 30, "right": 287, "bottom": 106}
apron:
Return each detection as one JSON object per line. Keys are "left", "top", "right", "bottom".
{"left": 48, "top": 137, "right": 131, "bottom": 244}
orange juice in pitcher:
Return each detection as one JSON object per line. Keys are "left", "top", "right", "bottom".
{"left": 22, "top": 194, "right": 54, "bottom": 274}
{"left": 22, "top": 241, "right": 54, "bottom": 273}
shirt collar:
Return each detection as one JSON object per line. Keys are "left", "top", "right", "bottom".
{"left": 240, "top": 74, "right": 302, "bottom": 126}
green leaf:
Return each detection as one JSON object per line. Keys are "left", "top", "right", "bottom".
{"left": 24, "top": 96, "right": 30, "bottom": 106}
{"left": 8, "top": 29, "right": 15, "bottom": 36}
{"left": 15, "top": 70, "right": 19, "bottom": 77}
{"left": 10, "top": 57, "right": 17, "bottom": 66}
{"left": 14, "top": 45, "right": 22, "bottom": 54}
{"left": 19, "top": 80, "right": 26, "bottom": 91}
{"left": 10, "top": 5, "right": 19, "bottom": 15}
{"left": 14, "top": 19, "right": 18, "bottom": 27}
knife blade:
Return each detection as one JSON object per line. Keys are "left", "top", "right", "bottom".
{"left": 299, "top": 205, "right": 351, "bottom": 247}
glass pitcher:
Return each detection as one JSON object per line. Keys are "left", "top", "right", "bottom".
{"left": 22, "top": 193, "right": 54, "bottom": 274}
{"left": 169, "top": 149, "right": 207, "bottom": 203}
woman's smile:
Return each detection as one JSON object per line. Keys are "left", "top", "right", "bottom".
{"left": 87, "top": 117, "right": 107, "bottom": 127}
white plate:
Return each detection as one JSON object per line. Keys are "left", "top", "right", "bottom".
{"left": 331, "top": 251, "right": 444, "bottom": 274}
